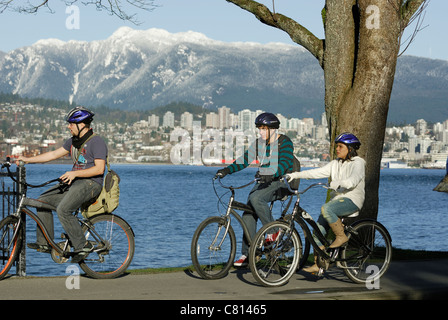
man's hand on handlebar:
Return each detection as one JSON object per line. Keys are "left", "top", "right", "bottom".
{"left": 215, "top": 167, "right": 230, "bottom": 179}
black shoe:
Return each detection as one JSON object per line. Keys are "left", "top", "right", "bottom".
{"left": 71, "top": 242, "right": 94, "bottom": 263}
{"left": 27, "top": 243, "right": 51, "bottom": 253}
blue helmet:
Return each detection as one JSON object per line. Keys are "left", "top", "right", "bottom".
{"left": 255, "top": 112, "right": 280, "bottom": 129}
{"left": 66, "top": 107, "right": 94, "bottom": 124}
{"left": 335, "top": 132, "right": 361, "bottom": 150}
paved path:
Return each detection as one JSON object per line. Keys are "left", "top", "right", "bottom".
{"left": 1, "top": 259, "right": 448, "bottom": 301}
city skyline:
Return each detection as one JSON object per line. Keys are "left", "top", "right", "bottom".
{"left": 1, "top": 101, "right": 447, "bottom": 168}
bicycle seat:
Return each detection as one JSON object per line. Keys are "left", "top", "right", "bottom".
{"left": 346, "top": 211, "right": 359, "bottom": 218}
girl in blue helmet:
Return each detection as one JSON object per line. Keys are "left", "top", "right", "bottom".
{"left": 286, "top": 132, "right": 365, "bottom": 274}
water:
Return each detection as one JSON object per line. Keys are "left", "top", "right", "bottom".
{"left": 7, "top": 164, "right": 448, "bottom": 277}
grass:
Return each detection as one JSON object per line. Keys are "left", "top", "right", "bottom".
{"left": 127, "top": 247, "right": 448, "bottom": 275}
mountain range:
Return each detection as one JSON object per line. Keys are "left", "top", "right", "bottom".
{"left": 0, "top": 26, "right": 447, "bottom": 123}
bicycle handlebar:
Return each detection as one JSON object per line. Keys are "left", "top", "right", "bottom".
{"left": 214, "top": 176, "right": 258, "bottom": 190}
{"left": 1, "top": 157, "right": 62, "bottom": 188}
{"left": 280, "top": 177, "right": 329, "bottom": 195}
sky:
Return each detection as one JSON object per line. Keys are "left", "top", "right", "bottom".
{"left": 0, "top": 0, "right": 447, "bottom": 61}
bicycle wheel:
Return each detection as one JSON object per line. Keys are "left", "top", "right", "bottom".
{"left": 286, "top": 215, "right": 310, "bottom": 270}
{"left": 79, "top": 214, "right": 135, "bottom": 279}
{"left": 249, "top": 221, "right": 301, "bottom": 287}
{"left": 340, "top": 220, "right": 392, "bottom": 284}
{"left": 191, "top": 216, "right": 236, "bottom": 280}
{"left": 0, "top": 216, "right": 22, "bottom": 280}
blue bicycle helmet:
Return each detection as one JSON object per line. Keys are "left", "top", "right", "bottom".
{"left": 66, "top": 107, "right": 95, "bottom": 124}
{"left": 335, "top": 132, "right": 361, "bottom": 150}
{"left": 255, "top": 112, "right": 280, "bottom": 129}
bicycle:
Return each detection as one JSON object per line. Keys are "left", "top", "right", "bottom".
{"left": 190, "top": 176, "right": 310, "bottom": 280}
{"left": 0, "top": 158, "right": 135, "bottom": 280}
{"left": 249, "top": 178, "right": 392, "bottom": 287}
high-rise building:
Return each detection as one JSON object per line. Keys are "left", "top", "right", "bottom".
{"left": 163, "top": 111, "right": 175, "bottom": 128}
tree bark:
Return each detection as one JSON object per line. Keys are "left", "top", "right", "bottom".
{"left": 434, "top": 175, "right": 448, "bottom": 193}
{"left": 226, "top": 0, "right": 426, "bottom": 220}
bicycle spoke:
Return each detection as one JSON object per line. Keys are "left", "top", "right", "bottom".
{"left": 249, "top": 221, "right": 301, "bottom": 287}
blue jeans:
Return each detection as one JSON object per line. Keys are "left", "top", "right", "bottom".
{"left": 36, "top": 179, "right": 102, "bottom": 250}
{"left": 241, "top": 180, "right": 286, "bottom": 256}
{"left": 314, "top": 197, "right": 359, "bottom": 247}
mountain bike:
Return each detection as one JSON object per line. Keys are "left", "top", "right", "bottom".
{"left": 190, "top": 176, "right": 309, "bottom": 280}
{"left": 0, "top": 159, "right": 135, "bottom": 280}
{"left": 249, "top": 178, "right": 392, "bottom": 287}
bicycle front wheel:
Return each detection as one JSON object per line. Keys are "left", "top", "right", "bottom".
{"left": 340, "top": 220, "right": 392, "bottom": 284}
{"left": 191, "top": 216, "right": 236, "bottom": 280}
{"left": 249, "top": 221, "right": 301, "bottom": 287}
{"left": 0, "top": 216, "right": 22, "bottom": 280}
{"left": 79, "top": 214, "right": 135, "bottom": 279}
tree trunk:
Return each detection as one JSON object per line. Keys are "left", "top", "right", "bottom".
{"left": 434, "top": 175, "right": 448, "bottom": 193}
{"left": 226, "top": 0, "right": 426, "bottom": 221}
{"left": 324, "top": 0, "right": 401, "bottom": 220}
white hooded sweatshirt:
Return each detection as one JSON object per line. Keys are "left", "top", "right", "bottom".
{"left": 288, "top": 156, "right": 366, "bottom": 209}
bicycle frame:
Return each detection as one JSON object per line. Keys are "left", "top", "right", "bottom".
{"left": 282, "top": 180, "right": 381, "bottom": 266}
{"left": 216, "top": 178, "right": 257, "bottom": 249}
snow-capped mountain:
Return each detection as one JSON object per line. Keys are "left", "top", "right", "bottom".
{"left": 0, "top": 27, "right": 447, "bottom": 122}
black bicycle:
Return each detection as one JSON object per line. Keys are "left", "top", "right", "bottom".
{"left": 0, "top": 159, "right": 135, "bottom": 280}
{"left": 190, "top": 176, "right": 309, "bottom": 280}
{"left": 249, "top": 178, "right": 392, "bottom": 287}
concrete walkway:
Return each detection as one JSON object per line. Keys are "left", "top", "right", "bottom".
{"left": 1, "top": 259, "right": 448, "bottom": 301}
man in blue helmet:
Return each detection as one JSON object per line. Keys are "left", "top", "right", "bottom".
{"left": 17, "top": 106, "right": 107, "bottom": 262}
{"left": 286, "top": 132, "right": 365, "bottom": 273}
{"left": 215, "top": 112, "right": 295, "bottom": 267}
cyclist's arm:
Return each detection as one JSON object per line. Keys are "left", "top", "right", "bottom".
{"left": 226, "top": 142, "right": 257, "bottom": 174}
{"left": 288, "top": 160, "right": 334, "bottom": 180}
{"left": 17, "top": 147, "right": 69, "bottom": 164}
{"left": 273, "top": 137, "right": 294, "bottom": 178}
{"left": 60, "top": 158, "right": 106, "bottom": 184}
{"left": 336, "top": 157, "right": 366, "bottom": 190}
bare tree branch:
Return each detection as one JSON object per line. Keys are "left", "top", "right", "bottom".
{"left": 0, "top": 0, "right": 159, "bottom": 24}
{"left": 225, "top": 0, "right": 324, "bottom": 67}
{"left": 389, "top": 0, "right": 430, "bottom": 57}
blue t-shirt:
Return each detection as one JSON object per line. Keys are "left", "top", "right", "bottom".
{"left": 63, "top": 134, "right": 108, "bottom": 185}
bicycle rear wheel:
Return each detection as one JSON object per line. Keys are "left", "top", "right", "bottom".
{"left": 79, "top": 214, "right": 135, "bottom": 279}
{"left": 0, "top": 216, "right": 22, "bottom": 280}
{"left": 249, "top": 221, "right": 301, "bottom": 287}
{"left": 340, "top": 220, "right": 392, "bottom": 284}
{"left": 191, "top": 216, "right": 236, "bottom": 280}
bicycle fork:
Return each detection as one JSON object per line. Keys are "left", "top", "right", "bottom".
{"left": 211, "top": 198, "right": 234, "bottom": 251}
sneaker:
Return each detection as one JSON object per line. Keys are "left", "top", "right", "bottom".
{"left": 234, "top": 255, "right": 248, "bottom": 267}
{"left": 265, "top": 230, "right": 281, "bottom": 246}
{"left": 27, "top": 243, "right": 51, "bottom": 253}
{"left": 71, "top": 242, "right": 94, "bottom": 263}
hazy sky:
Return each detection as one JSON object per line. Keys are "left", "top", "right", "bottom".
{"left": 0, "top": 0, "right": 446, "bottom": 60}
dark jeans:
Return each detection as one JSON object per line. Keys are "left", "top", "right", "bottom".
{"left": 241, "top": 180, "right": 286, "bottom": 256}
{"left": 36, "top": 179, "right": 102, "bottom": 250}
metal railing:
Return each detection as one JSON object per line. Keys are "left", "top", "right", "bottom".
{"left": 1, "top": 165, "right": 26, "bottom": 276}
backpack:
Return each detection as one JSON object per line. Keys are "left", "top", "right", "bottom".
{"left": 82, "top": 158, "right": 120, "bottom": 218}
{"left": 288, "top": 155, "right": 301, "bottom": 191}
